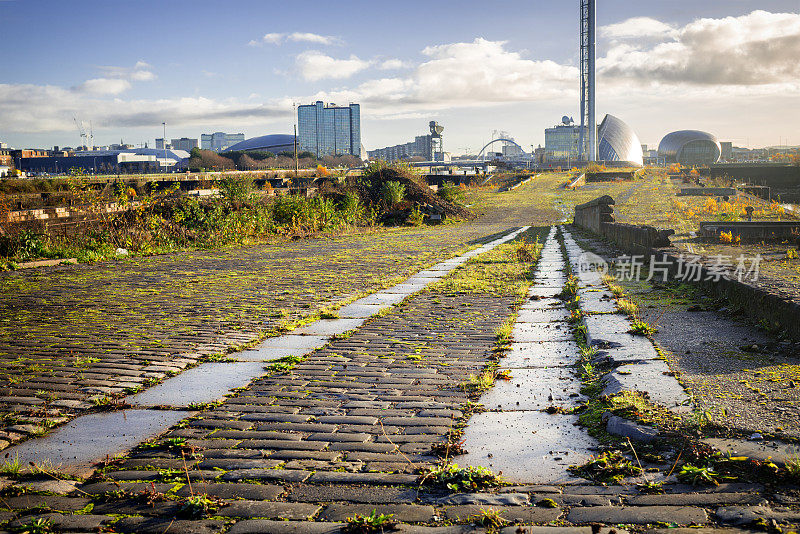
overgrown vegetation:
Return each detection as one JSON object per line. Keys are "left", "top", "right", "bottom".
{"left": 0, "top": 162, "right": 472, "bottom": 264}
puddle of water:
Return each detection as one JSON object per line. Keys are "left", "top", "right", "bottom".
{"left": 4, "top": 409, "right": 191, "bottom": 470}
{"left": 479, "top": 367, "right": 584, "bottom": 410}
{"left": 458, "top": 411, "right": 597, "bottom": 483}
{"left": 127, "top": 362, "right": 267, "bottom": 407}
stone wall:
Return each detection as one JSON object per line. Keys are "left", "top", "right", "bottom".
{"left": 572, "top": 195, "right": 800, "bottom": 341}
{"left": 698, "top": 221, "right": 800, "bottom": 243}
{"left": 573, "top": 195, "right": 674, "bottom": 249}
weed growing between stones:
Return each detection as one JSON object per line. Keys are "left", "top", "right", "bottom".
{"left": 559, "top": 274, "right": 579, "bottom": 300}
{"left": 786, "top": 455, "right": 800, "bottom": 478}
{"left": 267, "top": 355, "right": 305, "bottom": 373}
{"left": 344, "top": 509, "right": 396, "bottom": 534}
{"left": 469, "top": 508, "right": 508, "bottom": 530}
{"left": 677, "top": 463, "right": 727, "bottom": 486}
{"left": 616, "top": 298, "right": 639, "bottom": 317}
{"left": 419, "top": 463, "right": 502, "bottom": 491}
{"left": 567, "top": 450, "right": 642, "bottom": 483}
{"left": 629, "top": 318, "right": 657, "bottom": 336}
{"left": 460, "top": 367, "right": 512, "bottom": 394}
{"left": 11, "top": 517, "right": 54, "bottom": 534}
{"left": 177, "top": 493, "right": 221, "bottom": 519}
{"left": 637, "top": 480, "right": 665, "bottom": 494}
{"left": 0, "top": 454, "right": 21, "bottom": 476}
{"left": 494, "top": 316, "right": 515, "bottom": 349}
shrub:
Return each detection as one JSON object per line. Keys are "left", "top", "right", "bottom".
{"left": 381, "top": 181, "right": 406, "bottom": 206}
{"left": 407, "top": 206, "right": 425, "bottom": 226}
{"left": 438, "top": 181, "right": 465, "bottom": 203}
{"left": 218, "top": 175, "right": 253, "bottom": 202}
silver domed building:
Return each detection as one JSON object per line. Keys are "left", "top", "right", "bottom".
{"left": 658, "top": 130, "right": 721, "bottom": 166}
{"left": 597, "top": 114, "right": 643, "bottom": 167}
{"left": 223, "top": 134, "right": 295, "bottom": 153}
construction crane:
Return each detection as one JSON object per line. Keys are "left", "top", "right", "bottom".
{"left": 73, "top": 117, "right": 95, "bottom": 150}
{"left": 73, "top": 117, "right": 87, "bottom": 149}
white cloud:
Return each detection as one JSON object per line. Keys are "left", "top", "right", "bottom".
{"left": 311, "top": 38, "right": 575, "bottom": 115}
{"left": 311, "top": 38, "right": 576, "bottom": 116}
{"left": 306, "top": 38, "right": 578, "bottom": 117}
{"left": 599, "top": 10, "right": 800, "bottom": 88}
{"left": 74, "top": 78, "right": 131, "bottom": 95}
{"left": 262, "top": 32, "right": 284, "bottom": 45}
{"left": 295, "top": 51, "right": 371, "bottom": 81}
{"left": 249, "top": 32, "right": 341, "bottom": 46}
{"left": 0, "top": 83, "right": 291, "bottom": 133}
{"left": 98, "top": 61, "right": 156, "bottom": 82}
{"left": 288, "top": 32, "right": 340, "bottom": 45}
{"left": 378, "top": 59, "right": 409, "bottom": 70}
{"left": 601, "top": 17, "right": 678, "bottom": 40}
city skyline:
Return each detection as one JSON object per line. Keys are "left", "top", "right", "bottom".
{"left": 1, "top": 0, "right": 798, "bottom": 153}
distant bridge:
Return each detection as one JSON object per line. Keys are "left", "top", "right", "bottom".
{"left": 477, "top": 138, "right": 529, "bottom": 160}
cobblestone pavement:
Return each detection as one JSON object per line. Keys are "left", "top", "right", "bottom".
{"left": 0, "top": 185, "right": 563, "bottom": 448}
{"left": 1, "top": 225, "right": 796, "bottom": 532}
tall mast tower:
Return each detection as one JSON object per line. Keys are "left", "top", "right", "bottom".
{"left": 579, "top": 0, "right": 597, "bottom": 162}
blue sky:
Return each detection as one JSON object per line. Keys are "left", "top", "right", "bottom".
{"left": 1, "top": 0, "right": 798, "bottom": 151}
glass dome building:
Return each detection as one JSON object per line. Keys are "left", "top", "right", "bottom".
{"left": 597, "top": 114, "right": 643, "bottom": 167}
{"left": 222, "top": 134, "right": 295, "bottom": 153}
{"left": 658, "top": 130, "right": 721, "bottom": 166}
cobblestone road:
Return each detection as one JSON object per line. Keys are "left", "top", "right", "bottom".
{"left": 0, "top": 180, "right": 568, "bottom": 447}
{"left": 2, "top": 183, "right": 797, "bottom": 532}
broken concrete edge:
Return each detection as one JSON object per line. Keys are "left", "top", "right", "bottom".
{"left": 559, "top": 228, "right": 687, "bottom": 454}
{"left": 7, "top": 257, "right": 79, "bottom": 270}
{"left": 604, "top": 413, "right": 659, "bottom": 443}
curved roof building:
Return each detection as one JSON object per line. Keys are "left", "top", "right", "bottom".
{"left": 597, "top": 114, "right": 643, "bottom": 167}
{"left": 658, "top": 130, "right": 721, "bottom": 166}
{"left": 223, "top": 134, "right": 295, "bottom": 153}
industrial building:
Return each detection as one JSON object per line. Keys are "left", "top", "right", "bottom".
{"left": 545, "top": 117, "right": 585, "bottom": 163}
{"left": 658, "top": 130, "right": 722, "bottom": 166}
{"left": 223, "top": 134, "right": 296, "bottom": 154}
{"left": 16, "top": 153, "right": 160, "bottom": 174}
{"left": 297, "top": 101, "right": 362, "bottom": 158}
{"left": 201, "top": 132, "right": 245, "bottom": 152}
{"left": 367, "top": 122, "right": 445, "bottom": 162}
{"left": 171, "top": 138, "right": 199, "bottom": 152}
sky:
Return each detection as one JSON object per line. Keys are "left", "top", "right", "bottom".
{"left": 1, "top": 0, "right": 799, "bottom": 153}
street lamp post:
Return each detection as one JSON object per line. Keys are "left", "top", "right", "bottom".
{"left": 162, "top": 122, "right": 167, "bottom": 173}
